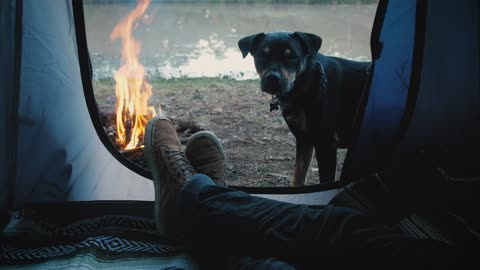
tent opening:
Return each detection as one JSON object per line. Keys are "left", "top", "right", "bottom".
{"left": 81, "top": 0, "right": 378, "bottom": 189}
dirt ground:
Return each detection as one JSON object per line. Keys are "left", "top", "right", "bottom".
{"left": 94, "top": 77, "right": 346, "bottom": 187}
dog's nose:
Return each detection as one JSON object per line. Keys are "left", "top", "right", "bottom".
{"left": 265, "top": 72, "right": 281, "bottom": 85}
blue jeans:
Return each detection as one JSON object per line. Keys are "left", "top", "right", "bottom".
{"left": 176, "top": 174, "right": 462, "bottom": 270}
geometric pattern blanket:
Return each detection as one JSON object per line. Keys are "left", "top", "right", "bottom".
{"left": 0, "top": 202, "right": 199, "bottom": 270}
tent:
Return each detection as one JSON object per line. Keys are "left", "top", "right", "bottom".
{"left": 1, "top": 0, "right": 479, "bottom": 268}
{"left": 342, "top": 0, "right": 480, "bottom": 181}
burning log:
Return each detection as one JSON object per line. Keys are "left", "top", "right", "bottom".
{"left": 102, "top": 107, "right": 205, "bottom": 146}
{"left": 116, "top": 116, "right": 205, "bottom": 170}
{"left": 171, "top": 118, "right": 204, "bottom": 136}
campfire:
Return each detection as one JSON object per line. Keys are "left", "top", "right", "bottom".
{"left": 105, "top": 0, "right": 203, "bottom": 167}
{"left": 110, "top": 0, "right": 158, "bottom": 151}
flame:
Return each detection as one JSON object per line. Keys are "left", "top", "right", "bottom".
{"left": 110, "top": 0, "right": 160, "bottom": 150}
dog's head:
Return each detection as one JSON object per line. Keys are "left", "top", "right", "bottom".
{"left": 238, "top": 31, "right": 322, "bottom": 96}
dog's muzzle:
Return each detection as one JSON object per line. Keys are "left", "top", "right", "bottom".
{"left": 262, "top": 70, "right": 284, "bottom": 95}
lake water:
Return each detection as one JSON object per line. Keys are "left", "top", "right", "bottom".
{"left": 84, "top": 2, "right": 378, "bottom": 80}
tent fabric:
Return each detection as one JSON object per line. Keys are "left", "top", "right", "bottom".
{"left": 341, "top": 0, "right": 418, "bottom": 181}
{"left": 13, "top": 0, "right": 154, "bottom": 207}
{"left": 0, "top": 0, "right": 20, "bottom": 211}
{"left": 400, "top": 0, "right": 480, "bottom": 155}
{"left": 342, "top": 0, "right": 480, "bottom": 181}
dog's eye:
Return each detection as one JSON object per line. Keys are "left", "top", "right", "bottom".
{"left": 263, "top": 47, "right": 271, "bottom": 54}
{"left": 284, "top": 48, "right": 297, "bottom": 59}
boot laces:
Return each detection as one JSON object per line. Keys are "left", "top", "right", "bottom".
{"left": 163, "top": 147, "right": 195, "bottom": 179}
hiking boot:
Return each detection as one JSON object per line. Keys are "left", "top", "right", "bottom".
{"left": 185, "top": 131, "right": 228, "bottom": 186}
{"left": 144, "top": 116, "right": 196, "bottom": 237}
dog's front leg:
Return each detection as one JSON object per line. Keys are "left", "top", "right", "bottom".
{"left": 314, "top": 142, "right": 337, "bottom": 183}
{"left": 292, "top": 137, "right": 314, "bottom": 187}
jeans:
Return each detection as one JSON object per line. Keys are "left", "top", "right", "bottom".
{"left": 176, "top": 174, "right": 470, "bottom": 270}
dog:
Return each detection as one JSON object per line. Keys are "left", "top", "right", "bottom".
{"left": 238, "top": 31, "right": 370, "bottom": 186}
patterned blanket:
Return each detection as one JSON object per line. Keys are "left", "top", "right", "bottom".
{"left": 0, "top": 202, "right": 199, "bottom": 270}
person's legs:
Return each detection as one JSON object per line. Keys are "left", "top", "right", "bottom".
{"left": 178, "top": 175, "right": 473, "bottom": 270}
{"left": 177, "top": 127, "right": 473, "bottom": 269}
{"left": 177, "top": 174, "right": 416, "bottom": 253}
{"left": 144, "top": 117, "right": 471, "bottom": 269}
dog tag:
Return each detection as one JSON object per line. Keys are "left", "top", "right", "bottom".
{"left": 270, "top": 101, "right": 279, "bottom": 112}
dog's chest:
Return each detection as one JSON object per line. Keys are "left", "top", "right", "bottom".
{"left": 282, "top": 109, "right": 309, "bottom": 136}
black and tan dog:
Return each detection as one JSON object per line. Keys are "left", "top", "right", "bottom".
{"left": 239, "top": 31, "right": 370, "bottom": 186}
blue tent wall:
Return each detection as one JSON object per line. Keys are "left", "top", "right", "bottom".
{"left": 400, "top": 0, "right": 480, "bottom": 154}
{"left": 342, "top": 0, "right": 480, "bottom": 181}
{"left": 342, "top": 0, "right": 418, "bottom": 180}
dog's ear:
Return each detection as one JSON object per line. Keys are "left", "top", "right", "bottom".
{"left": 238, "top": 33, "right": 266, "bottom": 59}
{"left": 293, "top": 32, "right": 322, "bottom": 56}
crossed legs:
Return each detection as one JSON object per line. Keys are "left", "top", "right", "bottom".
{"left": 143, "top": 116, "right": 466, "bottom": 269}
